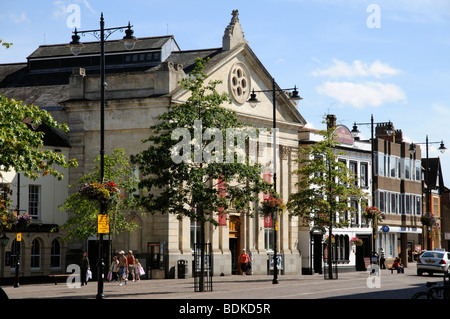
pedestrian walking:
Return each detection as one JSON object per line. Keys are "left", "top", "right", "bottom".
{"left": 127, "top": 250, "right": 136, "bottom": 281}
{"left": 135, "top": 258, "right": 143, "bottom": 281}
{"left": 239, "top": 249, "right": 249, "bottom": 276}
{"left": 246, "top": 251, "right": 253, "bottom": 275}
{"left": 80, "top": 251, "right": 90, "bottom": 286}
{"left": 118, "top": 250, "right": 128, "bottom": 286}
{"left": 110, "top": 255, "right": 119, "bottom": 282}
{"left": 379, "top": 248, "right": 386, "bottom": 269}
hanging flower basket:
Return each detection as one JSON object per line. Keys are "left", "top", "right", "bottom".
{"left": 0, "top": 211, "right": 18, "bottom": 232}
{"left": 16, "top": 213, "right": 32, "bottom": 229}
{"left": 421, "top": 212, "right": 436, "bottom": 227}
{"left": 363, "top": 206, "right": 385, "bottom": 222}
{"left": 79, "top": 181, "right": 120, "bottom": 204}
{"left": 350, "top": 236, "right": 363, "bottom": 246}
{"left": 324, "top": 235, "right": 335, "bottom": 244}
{"left": 259, "top": 194, "right": 286, "bottom": 217}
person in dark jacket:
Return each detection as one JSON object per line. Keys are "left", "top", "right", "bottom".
{"left": 80, "top": 251, "right": 90, "bottom": 286}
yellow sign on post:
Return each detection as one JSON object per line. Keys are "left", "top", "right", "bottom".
{"left": 16, "top": 233, "right": 22, "bottom": 241}
{"left": 98, "top": 214, "right": 110, "bottom": 234}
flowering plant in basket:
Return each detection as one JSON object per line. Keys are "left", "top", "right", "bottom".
{"left": 350, "top": 236, "right": 363, "bottom": 246}
{"left": 420, "top": 212, "right": 436, "bottom": 227}
{"left": 79, "top": 181, "right": 120, "bottom": 204}
{"left": 260, "top": 194, "right": 286, "bottom": 216}
{"left": 16, "top": 213, "right": 32, "bottom": 228}
{"left": 363, "top": 206, "right": 385, "bottom": 222}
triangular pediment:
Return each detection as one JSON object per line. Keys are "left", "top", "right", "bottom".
{"left": 170, "top": 44, "right": 306, "bottom": 131}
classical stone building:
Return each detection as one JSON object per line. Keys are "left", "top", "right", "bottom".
{"left": 0, "top": 11, "right": 307, "bottom": 278}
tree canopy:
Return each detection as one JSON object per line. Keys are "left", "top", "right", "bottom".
{"left": 0, "top": 95, "right": 77, "bottom": 231}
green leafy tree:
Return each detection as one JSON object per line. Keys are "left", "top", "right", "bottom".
{"left": 59, "top": 148, "right": 141, "bottom": 241}
{"left": 0, "top": 39, "right": 12, "bottom": 49}
{"left": 0, "top": 95, "right": 77, "bottom": 231}
{"left": 288, "top": 116, "right": 367, "bottom": 279}
{"left": 132, "top": 58, "right": 270, "bottom": 290}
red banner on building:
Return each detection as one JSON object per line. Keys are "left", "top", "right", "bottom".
{"left": 263, "top": 171, "right": 272, "bottom": 228}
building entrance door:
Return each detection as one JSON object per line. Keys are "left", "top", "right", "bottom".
{"left": 229, "top": 215, "right": 240, "bottom": 275}
{"left": 312, "top": 234, "right": 323, "bottom": 274}
{"left": 355, "top": 235, "right": 370, "bottom": 271}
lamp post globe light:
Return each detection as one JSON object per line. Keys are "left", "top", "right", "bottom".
{"left": 247, "top": 78, "right": 302, "bottom": 284}
{"left": 67, "top": 13, "right": 137, "bottom": 300}
{"left": 409, "top": 136, "right": 446, "bottom": 250}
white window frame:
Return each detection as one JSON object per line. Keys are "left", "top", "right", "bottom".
{"left": 28, "top": 185, "right": 41, "bottom": 219}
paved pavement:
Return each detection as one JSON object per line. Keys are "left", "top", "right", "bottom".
{"left": 0, "top": 263, "right": 445, "bottom": 316}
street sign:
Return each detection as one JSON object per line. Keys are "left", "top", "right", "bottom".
{"left": 98, "top": 214, "right": 109, "bottom": 234}
{"left": 16, "top": 233, "right": 22, "bottom": 241}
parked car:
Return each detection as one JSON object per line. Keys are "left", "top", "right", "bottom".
{"left": 417, "top": 250, "right": 450, "bottom": 276}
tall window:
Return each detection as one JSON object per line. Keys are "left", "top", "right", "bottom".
{"left": 190, "top": 219, "right": 201, "bottom": 251}
{"left": 11, "top": 239, "right": 21, "bottom": 270}
{"left": 360, "top": 162, "right": 368, "bottom": 187}
{"left": 51, "top": 239, "right": 61, "bottom": 269}
{"left": 404, "top": 158, "right": 411, "bottom": 180}
{"left": 264, "top": 228, "right": 274, "bottom": 252}
{"left": 390, "top": 156, "right": 398, "bottom": 178}
{"left": 350, "top": 200, "right": 359, "bottom": 227}
{"left": 28, "top": 185, "right": 40, "bottom": 219}
{"left": 376, "top": 153, "right": 386, "bottom": 176}
{"left": 349, "top": 161, "right": 358, "bottom": 186}
{"left": 416, "top": 196, "right": 422, "bottom": 216}
{"left": 415, "top": 160, "right": 421, "bottom": 181}
{"left": 31, "top": 239, "right": 41, "bottom": 269}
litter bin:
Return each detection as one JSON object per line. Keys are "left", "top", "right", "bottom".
{"left": 177, "top": 259, "right": 187, "bottom": 279}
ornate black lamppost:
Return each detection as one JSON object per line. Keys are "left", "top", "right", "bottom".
{"left": 67, "top": 13, "right": 137, "bottom": 299}
{"left": 248, "top": 78, "right": 302, "bottom": 284}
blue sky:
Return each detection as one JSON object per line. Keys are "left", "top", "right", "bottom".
{"left": 1, "top": 0, "right": 450, "bottom": 186}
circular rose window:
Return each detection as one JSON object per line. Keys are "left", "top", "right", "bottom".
{"left": 228, "top": 62, "right": 251, "bottom": 105}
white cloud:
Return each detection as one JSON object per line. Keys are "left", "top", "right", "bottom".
{"left": 432, "top": 103, "right": 450, "bottom": 116}
{"left": 312, "top": 59, "right": 401, "bottom": 79}
{"left": 316, "top": 81, "right": 407, "bottom": 109}
{"left": 9, "top": 12, "right": 30, "bottom": 24}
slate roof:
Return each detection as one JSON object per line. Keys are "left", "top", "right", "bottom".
{"left": 27, "top": 36, "right": 177, "bottom": 60}
{"left": 165, "top": 48, "right": 224, "bottom": 74}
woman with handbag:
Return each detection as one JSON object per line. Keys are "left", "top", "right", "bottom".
{"left": 110, "top": 255, "right": 119, "bottom": 282}
{"left": 80, "top": 251, "right": 90, "bottom": 286}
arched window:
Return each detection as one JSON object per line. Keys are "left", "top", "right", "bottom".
{"left": 344, "top": 235, "right": 350, "bottom": 260}
{"left": 51, "top": 239, "right": 61, "bottom": 269}
{"left": 10, "top": 239, "right": 21, "bottom": 270}
{"left": 31, "top": 239, "right": 41, "bottom": 269}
